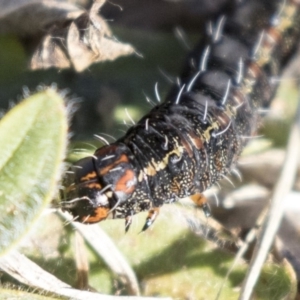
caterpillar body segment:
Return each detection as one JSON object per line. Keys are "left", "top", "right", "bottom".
{"left": 62, "top": 0, "right": 300, "bottom": 231}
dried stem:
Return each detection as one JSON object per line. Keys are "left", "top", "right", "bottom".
{"left": 59, "top": 211, "right": 141, "bottom": 296}
{"left": 238, "top": 89, "right": 300, "bottom": 300}
{"left": 0, "top": 250, "right": 172, "bottom": 300}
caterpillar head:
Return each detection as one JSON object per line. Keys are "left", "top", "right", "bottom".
{"left": 61, "top": 144, "right": 138, "bottom": 223}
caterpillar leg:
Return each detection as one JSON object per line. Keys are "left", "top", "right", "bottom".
{"left": 141, "top": 207, "right": 160, "bottom": 232}
{"left": 125, "top": 215, "right": 133, "bottom": 233}
{"left": 190, "top": 193, "right": 211, "bottom": 218}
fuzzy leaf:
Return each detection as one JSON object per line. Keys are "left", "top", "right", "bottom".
{"left": 0, "top": 89, "right": 68, "bottom": 256}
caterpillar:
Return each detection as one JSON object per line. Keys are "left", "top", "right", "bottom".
{"left": 62, "top": 0, "right": 300, "bottom": 232}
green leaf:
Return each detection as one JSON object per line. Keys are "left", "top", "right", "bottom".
{"left": 0, "top": 89, "right": 68, "bottom": 256}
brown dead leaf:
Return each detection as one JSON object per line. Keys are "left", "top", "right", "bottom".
{"left": 30, "top": 0, "right": 135, "bottom": 72}
{"left": 0, "top": 0, "right": 83, "bottom": 36}
{"left": 30, "top": 34, "right": 71, "bottom": 70}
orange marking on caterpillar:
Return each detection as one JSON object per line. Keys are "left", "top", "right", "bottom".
{"left": 190, "top": 193, "right": 207, "bottom": 207}
{"left": 214, "top": 111, "right": 231, "bottom": 129}
{"left": 99, "top": 154, "right": 129, "bottom": 176}
{"left": 82, "top": 207, "right": 110, "bottom": 223}
{"left": 247, "top": 62, "right": 262, "bottom": 79}
{"left": 94, "top": 144, "right": 117, "bottom": 156}
{"left": 115, "top": 169, "right": 136, "bottom": 194}
{"left": 190, "top": 193, "right": 211, "bottom": 217}
{"left": 187, "top": 132, "right": 203, "bottom": 150}
{"left": 85, "top": 182, "right": 102, "bottom": 189}
{"left": 232, "top": 90, "right": 246, "bottom": 108}
{"left": 180, "top": 135, "right": 194, "bottom": 157}
{"left": 80, "top": 171, "right": 97, "bottom": 182}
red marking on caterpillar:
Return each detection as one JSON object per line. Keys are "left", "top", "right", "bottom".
{"left": 61, "top": 0, "right": 300, "bottom": 232}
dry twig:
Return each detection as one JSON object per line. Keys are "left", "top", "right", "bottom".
{"left": 238, "top": 88, "right": 300, "bottom": 300}
{"left": 0, "top": 250, "right": 171, "bottom": 300}
{"left": 59, "top": 211, "right": 140, "bottom": 296}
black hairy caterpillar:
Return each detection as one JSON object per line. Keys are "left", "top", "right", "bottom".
{"left": 62, "top": 0, "right": 300, "bottom": 232}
